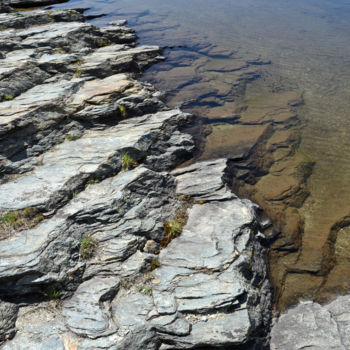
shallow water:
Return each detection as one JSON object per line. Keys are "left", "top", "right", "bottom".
{"left": 54, "top": 0, "right": 350, "bottom": 309}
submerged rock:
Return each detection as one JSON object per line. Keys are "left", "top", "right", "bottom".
{"left": 271, "top": 295, "right": 350, "bottom": 349}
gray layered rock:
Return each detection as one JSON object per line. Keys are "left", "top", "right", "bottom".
{"left": 0, "top": 109, "right": 189, "bottom": 212}
{"left": 0, "top": 301, "right": 18, "bottom": 344}
{"left": 62, "top": 276, "right": 120, "bottom": 338}
{"left": 0, "top": 9, "right": 163, "bottom": 174}
{"left": 171, "top": 158, "right": 235, "bottom": 200}
{"left": 271, "top": 295, "right": 350, "bottom": 350}
{"left": 0, "top": 158, "right": 271, "bottom": 349}
{"left": 0, "top": 165, "right": 175, "bottom": 295}
{"left": 0, "top": 0, "right": 11, "bottom": 13}
{"left": 0, "top": 5, "right": 271, "bottom": 350}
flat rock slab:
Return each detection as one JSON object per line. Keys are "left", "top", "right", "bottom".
{"left": 110, "top": 198, "right": 259, "bottom": 348}
{"left": 0, "top": 10, "right": 84, "bottom": 30}
{"left": 0, "top": 78, "right": 83, "bottom": 129}
{"left": 160, "top": 310, "right": 251, "bottom": 349}
{"left": 0, "top": 109, "right": 185, "bottom": 211}
{"left": 68, "top": 73, "right": 133, "bottom": 108}
{"left": 172, "top": 158, "right": 235, "bottom": 200}
{"left": 158, "top": 200, "right": 254, "bottom": 270}
{"left": 80, "top": 44, "right": 162, "bottom": 77}
{"left": 62, "top": 276, "right": 119, "bottom": 339}
{"left": 271, "top": 295, "right": 350, "bottom": 349}
{"left": 0, "top": 166, "right": 165, "bottom": 292}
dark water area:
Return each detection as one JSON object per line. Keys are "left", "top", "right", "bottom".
{"left": 54, "top": 0, "right": 350, "bottom": 310}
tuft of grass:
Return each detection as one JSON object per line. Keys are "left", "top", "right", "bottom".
{"left": 66, "top": 134, "right": 79, "bottom": 141}
{"left": 179, "top": 194, "right": 192, "bottom": 202}
{"left": 118, "top": 105, "right": 127, "bottom": 118}
{"left": 95, "top": 38, "right": 111, "bottom": 48}
{"left": 0, "top": 208, "right": 44, "bottom": 239}
{"left": 87, "top": 178, "right": 100, "bottom": 185}
{"left": 247, "top": 247, "right": 254, "bottom": 271}
{"left": 55, "top": 48, "right": 67, "bottom": 54}
{"left": 35, "top": 158, "right": 44, "bottom": 166}
{"left": 150, "top": 259, "right": 160, "bottom": 271}
{"left": 45, "top": 287, "right": 60, "bottom": 300}
{"left": 120, "top": 276, "right": 136, "bottom": 290}
{"left": 121, "top": 152, "right": 137, "bottom": 171}
{"left": 11, "top": 12, "right": 20, "bottom": 17}
{"left": 4, "top": 94, "right": 14, "bottom": 101}
{"left": 44, "top": 287, "right": 61, "bottom": 307}
{"left": 160, "top": 209, "right": 188, "bottom": 248}
{"left": 74, "top": 68, "right": 82, "bottom": 78}
{"left": 79, "top": 233, "right": 97, "bottom": 260}
{"left": 137, "top": 285, "right": 152, "bottom": 296}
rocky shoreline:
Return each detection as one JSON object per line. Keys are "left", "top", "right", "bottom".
{"left": 1, "top": 2, "right": 350, "bottom": 349}
{"left": 0, "top": 3, "right": 272, "bottom": 349}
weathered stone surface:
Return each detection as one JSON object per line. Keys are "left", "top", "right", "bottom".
{"left": 160, "top": 310, "right": 251, "bottom": 349}
{"left": 0, "top": 109, "right": 188, "bottom": 212}
{"left": 0, "top": 166, "right": 174, "bottom": 295}
{"left": 62, "top": 276, "right": 119, "bottom": 338}
{"left": 80, "top": 44, "right": 162, "bottom": 78}
{"left": 0, "top": 5, "right": 271, "bottom": 350}
{"left": 0, "top": 9, "right": 84, "bottom": 30}
{"left": 172, "top": 158, "right": 235, "bottom": 200}
{"left": 0, "top": 301, "right": 18, "bottom": 344}
{"left": 271, "top": 295, "right": 350, "bottom": 350}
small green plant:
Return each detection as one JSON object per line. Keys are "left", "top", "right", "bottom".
{"left": 66, "top": 134, "right": 79, "bottom": 141}
{"left": 35, "top": 157, "right": 44, "bottom": 166}
{"left": 150, "top": 259, "right": 160, "bottom": 271}
{"left": 160, "top": 209, "right": 188, "bottom": 247}
{"left": 76, "top": 57, "right": 84, "bottom": 65}
{"left": 11, "top": 12, "right": 20, "bottom": 17}
{"left": 45, "top": 288, "right": 60, "bottom": 300}
{"left": 4, "top": 94, "right": 14, "bottom": 100}
{"left": 44, "top": 286, "right": 61, "bottom": 307}
{"left": 179, "top": 194, "right": 192, "bottom": 202}
{"left": 161, "top": 219, "right": 181, "bottom": 247}
{"left": 137, "top": 285, "right": 152, "bottom": 296}
{"left": 55, "top": 47, "right": 66, "bottom": 54}
{"left": 0, "top": 208, "right": 44, "bottom": 239}
{"left": 121, "top": 152, "right": 137, "bottom": 171}
{"left": 118, "top": 105, "right": 127, "bottom": 118}
{"left": 87, "top": 178, "right": 100, "bottom": 185}
{"left": 120, "top": 276, "right": 136, "bottom": 289}
{"left": 74, "top": 68, "right": 82, "bottom": 78}
{"left": 79, "top": 233, "right": 97, "bottom": 259}
{"left": 95, "top": 38, "right": 111, "bottom": 48}
{"left": 247, "top": 247, "right": 254, "bottom": 271}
